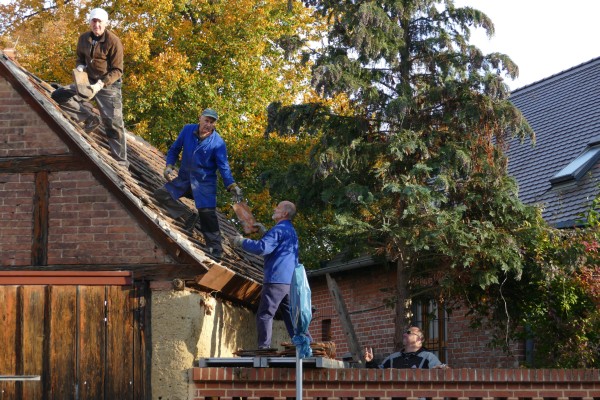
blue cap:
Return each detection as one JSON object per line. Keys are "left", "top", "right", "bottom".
{"left": 201, "top": 108, "right": 218, "bottom": 121}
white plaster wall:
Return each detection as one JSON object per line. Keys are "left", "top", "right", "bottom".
{"left": 151, "top": 288, "right": 290, "bottom": 400}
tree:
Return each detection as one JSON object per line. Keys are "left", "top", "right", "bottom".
{"left": 265, "top": 0, "right": 544, "bottom": 351}
{"left": 507, "top": 197, "right": 600, "bottom": 367}
{"left": 0, "top": 0, "right": 84, "bottom": 84}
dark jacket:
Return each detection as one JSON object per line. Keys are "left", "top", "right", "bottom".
{"left": 366, "top": 348, "right": 442, "bottom": 369}
{"left": 76, "top": 29, "right": 123, "bottom": 86}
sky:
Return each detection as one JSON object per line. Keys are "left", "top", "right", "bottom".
{"left": 454, "top": 0, "right": 600, "bottom": 90}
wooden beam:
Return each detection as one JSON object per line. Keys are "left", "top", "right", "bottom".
{"left": 0, "top": 264, "right": 206, "bottom": 281}
{"left": 0, "top": 155, "right": 87, "bottom": 173}
{"left": 31, "top": 171, "right": 49, "bottom": 266}
{"left": 326, "top": 273, "right": 364, "bottom": 366}
{"left": 196, "top": 264, "right": 236, "bottom": 291}
{"left": 218, "top": 275, "right": 261, "bottom": 304}
{"left": 0, "top": 271, "right": 133, "bottom": 285}
{"left": 196, "top": 265, "right": 262, "bottom": 304}
{"left": 0, "top": 265, "right": 259, "bottom": 305}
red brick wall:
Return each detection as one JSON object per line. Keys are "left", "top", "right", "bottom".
{"left": 47, "top": 171, "right": 172, "bottom": 265}
{"left": 310, "top": 267, "right": 396, "bottom": 360}
{"left": 0, "top": 74, "right": 172, "bottom": 266}
{"left": 190, "top": 367, "right": 600, "bottom": 400}
{"left": 0, "top": 76, "right": 69, "bottom": 156}
{"left": 309, "top": 265, "right": 524, "bottom": 368}
{"left": 0, "top": 173, "right": 34, "bottom": 266}
{"left": 446, "top": 307, "right": 523, "bottom": 368}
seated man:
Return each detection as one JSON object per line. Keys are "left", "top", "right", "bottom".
{"left": 364, "top": 326, "right": 447, "bottom": 369}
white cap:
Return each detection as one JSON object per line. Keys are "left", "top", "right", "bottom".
{"left": 89, "top": 8, "right": 109, "bottom": 23}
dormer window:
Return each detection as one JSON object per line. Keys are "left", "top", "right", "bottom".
{"left": 550, "top": 136, "right": 600, "bottom": 184}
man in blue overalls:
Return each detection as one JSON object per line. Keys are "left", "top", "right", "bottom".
{"left": 154, "top": 108, "right": 243, "bottom": 259}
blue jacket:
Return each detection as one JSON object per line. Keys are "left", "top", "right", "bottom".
{"left": 164, "top": 124, "right": 235, "bottom": 208}
{"left": 242, "top": 220, "right": 299, "bottom": 284}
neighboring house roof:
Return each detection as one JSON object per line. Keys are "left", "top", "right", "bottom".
{"left": 308, "top": 253, "right": 380, "bottom": 278}
{"left": 0, "top": 49, "right": 263, "bottom": 303}
{"left": 508, "top": 57, "right": 600, "bottom": 228}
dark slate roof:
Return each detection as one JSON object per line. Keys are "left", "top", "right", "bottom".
{"left": 0, "top": 49, "right": 264, "bottom": 303}
{"left": 508, "top": 57, "right": 600, "bottom": 227}
{"left": 307, "top": 253, "right": 379, "bottom": 278}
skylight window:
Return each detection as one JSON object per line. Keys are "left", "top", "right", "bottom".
{"left": 550, "top": 136, "right": 600, "bottom": 184}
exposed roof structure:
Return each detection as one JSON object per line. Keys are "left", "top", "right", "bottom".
{"left": 0, "top": 49, "right": 264, "bottom": 303}
{"left": 508, "top": 57, "right": 600, "bottom": 228}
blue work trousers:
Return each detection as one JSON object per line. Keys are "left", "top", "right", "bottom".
{"left": 256, "top": 283, "right": 294, "bottom": 348}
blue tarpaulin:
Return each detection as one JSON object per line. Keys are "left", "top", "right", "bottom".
{"left": 290, "top": 263, "right": 312, "bottom": 358}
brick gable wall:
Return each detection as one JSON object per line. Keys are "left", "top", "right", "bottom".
{"left": 0, "top": 74, "right": 173, "bottom": 267}
{"left": 0, "top": 173, "right": 34, "bottom": 266}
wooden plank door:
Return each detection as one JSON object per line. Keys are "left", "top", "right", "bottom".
{"left": 0, "top": 282, "right": 149, "bottom": 400}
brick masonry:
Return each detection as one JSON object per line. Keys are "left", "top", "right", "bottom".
{"left": 46, "top": 170, "right": 172, "bottom": 265}
{"left": 310, "top": 267, "right": 396, "bottom": 361}
{"left": 0, "top": 76, "right": 68, "bottom": 157}
{"left": 0, "top": 172, "right": 34, "bottom": 266}
{"left": 190, "top": 366, "right": 600, "bottom": 400}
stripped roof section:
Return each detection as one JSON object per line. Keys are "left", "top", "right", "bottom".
{"left": 0, "top": 49, "right": 264, "bottom": 302}
{"left": 508, "top": 57, "right": 600, "bottom": 227}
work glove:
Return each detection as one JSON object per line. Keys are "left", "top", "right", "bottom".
{"left": 87, "top": 80, "right": 104, "bottom": 98}
{"left": 232, "top": 235, "right": 245, "bottom": 248}
{"left": 163, "top": 164, "right": 174, "bottom": 181}
{"left": 227, "top": 183, "right": 244, "bottom": 203}
{"left": 253, "top": 222, "right": 267, "bottom": 235}
{"left": 76, "top": 65, "right": 85, "bottom": 72}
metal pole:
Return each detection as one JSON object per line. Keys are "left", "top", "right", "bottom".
{"left": 0, "top": 375, "right": 41, "bottom": 381}
{"left": 296, "top": 346, "right": 302, "bottom": 400}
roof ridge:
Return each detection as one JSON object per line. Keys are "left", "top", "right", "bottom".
{"left": 511, "top": 55, "right": 600, "bottom": 94}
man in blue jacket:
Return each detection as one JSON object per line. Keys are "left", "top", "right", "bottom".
{"left": 233, "top": 201, "right": 298, "bottom": 349}
{"left": 154, "top": 108, "right": 243, "bottom": 259}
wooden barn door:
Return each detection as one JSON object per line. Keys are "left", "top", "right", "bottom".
{"left": 0, "top": 280, "right": 149, "bottom": 400}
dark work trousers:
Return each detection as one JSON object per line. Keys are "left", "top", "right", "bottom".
{"left": 153, "top": 186, "right": 223, "bottom": 253}
{"left": 256, "top": 283, "right": 294, "bottom": 348}
{"left": 51, "top": 81, "right": 127, "bottom": 162}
